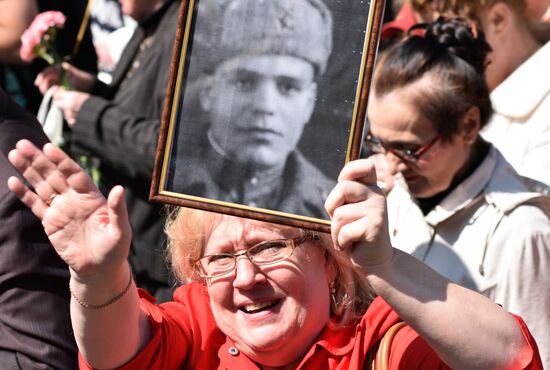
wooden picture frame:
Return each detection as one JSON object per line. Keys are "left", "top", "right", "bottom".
{"left": 150, "top": 0, "right": 385, "bottom": 233}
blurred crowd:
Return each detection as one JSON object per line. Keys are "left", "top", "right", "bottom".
{"left": 0, "top": 0, "right": 548, "bottom": 369}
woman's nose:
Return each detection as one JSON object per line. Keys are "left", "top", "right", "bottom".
{"left": 232, "top": 256, "right": 266, "bottom": 289}
{"left": 385, "top": 151, "right": 409, "bottom": 173}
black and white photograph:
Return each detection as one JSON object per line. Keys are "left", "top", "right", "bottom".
{"left": 152, "top": 0, "right": 385, "bottom": 231}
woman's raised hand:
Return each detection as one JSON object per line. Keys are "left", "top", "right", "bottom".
{"left": 325, "top": 159, "right": 393, "bottom": 270}
{"left": 7, "top": 140, "right": 131, "bottom": 281}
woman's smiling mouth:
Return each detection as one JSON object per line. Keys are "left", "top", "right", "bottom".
{"left": 240, "top": 300, "right": 281, "bottom": 314}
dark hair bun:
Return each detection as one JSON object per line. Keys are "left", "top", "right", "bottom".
{"left": 423, "top": 17, "right": 492, "bottom": 73}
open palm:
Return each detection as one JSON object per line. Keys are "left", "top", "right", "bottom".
{"left": 7, "top": 140, "right": 131, "bottom": 279}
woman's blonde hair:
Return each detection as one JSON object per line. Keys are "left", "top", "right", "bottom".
{"left": 165, "top": 206, "right": 374, "bottom": 324}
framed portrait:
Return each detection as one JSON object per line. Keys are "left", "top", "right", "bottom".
{"left": 150, "top": 0, "right": 386, "bottom": 232}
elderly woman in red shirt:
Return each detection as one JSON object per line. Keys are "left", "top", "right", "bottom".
{"left": 5, "top": 134, "right": 542, "bottom": 369}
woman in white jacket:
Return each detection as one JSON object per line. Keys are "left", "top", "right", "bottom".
{"left": 429, "top": 0, "right": 550, "bottom": 192}
{"left": 366, "top": 16, "right": 550, "bottom": 368}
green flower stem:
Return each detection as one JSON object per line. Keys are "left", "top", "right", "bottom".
{"left": 34, "top": 26, "right": 71, "bottom": 89}
{"left": 58, "top": 63, "right": 71, "bottom": 90}
{"left": 33, "top": 25, "right": 100, "bottom": 186}
{"left": 50, "top": 47, "right": 71, "bottom": 90}
{"left": 78, "top": 155, "right": 102, "bottom": 188}
{"left": 37, "top": 51, "right": 55, "bottom": 65}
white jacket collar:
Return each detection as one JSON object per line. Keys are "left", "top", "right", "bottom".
{"left": 490, "top": 41, "right": 550, "bottom": 120}
{"left": 418, "top": 147, "right": 548, "bottom": 225}
{"left": 423, "top": 147, "right": 498, "bottom": 225}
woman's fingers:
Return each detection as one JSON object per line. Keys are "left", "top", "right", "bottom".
{"left": 327, "top": 159, "right": 390, "bottom": 265}
{"left": 107, "top": 186, "right": 130, "bottom": 241}
{"left": 7, "top": 175, "right": 49, "bottom": 219}
{"left": 330, "top": 200, "right": 369, "bottom": 250}
{"left": 41, "top": 143, "right": 95, "bottom": 193}
{"left": 8, "top": 140, "right": 66, "bottom": 200}
{"left": 337, "top": 158, "right": 378, "bottom": 185}
{"left": 333, "top": 199, "right": 387, "bottom": 241}
{"left": 7, "top": 140, "right": 96, "bottom": 207}
{"left": 35, "top": 65, "right": 61, "bottom": 94}
{"left": 7, "top": 140, "right": 78, "bottom": 218}
{"left": 329, "top": 188, "right": 393, "bottom": 269}
{"left": 326, "top": 179, "right": 379, "bottom": 251}
{"left": 326, "top": 159, "right": 379, "bottom": 218}
{"left": 325, "top": 179, "right": 370, "bottom": 220}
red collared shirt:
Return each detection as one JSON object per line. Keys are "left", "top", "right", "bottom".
{"left": 79, "top": 283, "right": 542, "bottom": 369}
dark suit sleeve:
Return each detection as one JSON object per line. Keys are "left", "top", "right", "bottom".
{"left": 67, "top": 1, "right": 179, "bottom": 192}
{"left": 0, "top": 89, "right": 78, "bottom": 369}
{"left": 73, "top": 95, "right": 161, "bottom": 181}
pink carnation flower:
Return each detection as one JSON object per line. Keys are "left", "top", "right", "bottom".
{"left": 20, "top": 11, "right": 66, "bottom": 63}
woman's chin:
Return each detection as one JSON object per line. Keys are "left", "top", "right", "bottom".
{"left": 236, "top": 322, "right": 292, "bottom": 352}
{"left": 236, "top": 329, "right": 301, "bottom": 368}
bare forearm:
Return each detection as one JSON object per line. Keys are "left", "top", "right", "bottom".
{"left": 326, "top": 159, "right": 533, "bottom": 368}
{"left": 366, "top": 249, "right": 528, "bottom": 370}
{"left": 70, "top": 263, "right": 152, "bottom": 369}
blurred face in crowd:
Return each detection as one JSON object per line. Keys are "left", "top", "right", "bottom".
{"left": 477, "top": 1, "right": 545, "bottom": 91}
{"left": 429, "top": 1, "right": 541, "bottom": 91}
{"left": 367, "top": 77, "right": 476, "bottom": 198}
{"left": 200, "top": 54, "right": 317, "bottom": 171}
{"left": 202, "top": 217, "right": 332, "bottom": 366}
{"left": 119, "top": 0, "right": 165, "bottom": 21}
{"left": 476, "top": 4, "right": 512, "bottom": 91}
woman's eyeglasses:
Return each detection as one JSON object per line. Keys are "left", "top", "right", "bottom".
{"left": 195, "top": 231, "right": 320, "bottom": 278}
{"left": 364, "top": 131, "right": 441, "bottom": 163}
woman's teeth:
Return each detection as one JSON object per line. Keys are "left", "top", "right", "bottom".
{"left": 241, "top": 300, "right": 278, "bottom": 313}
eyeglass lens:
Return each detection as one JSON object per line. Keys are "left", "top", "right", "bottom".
{"left": 365, "top": 135, "right": 414, "bottom": 162}
{"left": 365, "top": 133, "right": 438, "bottom": 162}
{"left": 197, "top": 237, "right": 304, "bottom": 278}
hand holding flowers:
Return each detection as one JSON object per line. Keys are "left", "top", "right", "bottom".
{"left": 20, "top": 11, "right": 65, "bottom": 64}
{"left": 20, "top": 11, "right": 70, "bottom": 88}
{"left": 20, "top": 11, "right": 101, "bottom": 187}
{"left": 35, "top": 63, "right": 96, "bottom": 95}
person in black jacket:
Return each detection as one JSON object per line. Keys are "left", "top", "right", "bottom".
{"left": 0, "top": 87, "right": 78, "bottom": 369}
{"left": 35, "top": 0, "right": 180, "bottom": 302}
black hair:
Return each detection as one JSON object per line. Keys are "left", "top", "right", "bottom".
{"left": 373, "top": 17, "right": 493, "bottom": 139}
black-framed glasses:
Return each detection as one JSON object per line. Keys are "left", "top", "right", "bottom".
{"left": 364, "top": 131, "right": 441, "bottom": 163}
{"left": 195, "top": 231, "right": 320, "bottom": 278}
